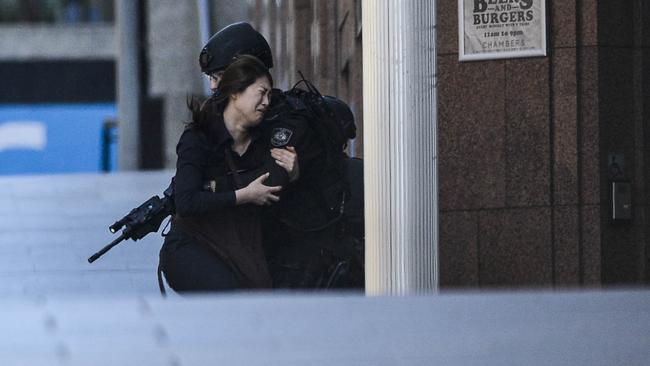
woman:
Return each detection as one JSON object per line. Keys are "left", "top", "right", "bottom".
{"left": 160, "top": 55, "right": 298, "bottom": 293}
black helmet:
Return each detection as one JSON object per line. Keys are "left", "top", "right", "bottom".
{"left": 199, "top": 22, "right": 273, "bottom": 74}
{"left": 323, "top": 96, "right": 357, "bottom": 140}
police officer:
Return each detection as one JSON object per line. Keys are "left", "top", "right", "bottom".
{"left": 198, "top": 22, "right": 364, "bottom": 289}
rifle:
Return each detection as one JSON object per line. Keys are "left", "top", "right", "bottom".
{"left": 87, "top": 182, "right": 175, "bottom": 263}
{"left": 86, "top": 167, "right": 264, "bottom": 264}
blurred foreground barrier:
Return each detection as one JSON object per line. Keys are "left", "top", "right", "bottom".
{"left": 1, "top": 290, "right": 649, "bottom": 365}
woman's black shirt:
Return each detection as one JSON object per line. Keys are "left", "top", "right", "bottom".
{"left": 173, "top": 118, "right": 289, "bottom": 217}
{"left": 166, "top": 116, "right": 290, "bottom": 289}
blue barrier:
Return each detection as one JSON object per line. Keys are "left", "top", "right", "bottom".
{"left": 0, "top": 104, "right": 117, "bottom": 175}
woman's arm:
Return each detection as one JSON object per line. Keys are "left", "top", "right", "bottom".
{"left": 174, "top": 130, "right": 236, "bottom": 217}
{"left": 175, "top": 129, "right": 286, "bottom": 216}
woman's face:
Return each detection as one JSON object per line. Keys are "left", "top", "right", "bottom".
{"left": 229, "top": 76, "right": 271, "bottom": 127}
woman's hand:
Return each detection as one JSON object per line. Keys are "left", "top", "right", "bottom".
{"left": 271, "top": 146, "right": 299, "bottom": 182}
{"left": 235, "top": 172, "right": 282, "bottom": 206}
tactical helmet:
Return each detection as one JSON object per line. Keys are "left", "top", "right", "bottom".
{"left": 199, "top": 22, "right": 273, "bottom": 74}
{"left": 323, "top": 96, "right": 357, "bottom": 140}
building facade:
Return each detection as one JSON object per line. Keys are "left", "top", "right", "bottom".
{"left": 252, "top": 0, "right": 650, "bottom": 288}
{"left": 438, "top": 0, "right": 650, "bottom": 288}
{"left": 0, "top": 0, "right": 118, "bottom": 174}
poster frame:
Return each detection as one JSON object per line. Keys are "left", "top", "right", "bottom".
{"left": 458, "top": 0, "right": 547, "bottom": 61}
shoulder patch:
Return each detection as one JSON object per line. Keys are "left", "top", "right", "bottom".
{"left": 271, "top": 127, "right": 293, "bottom": 147}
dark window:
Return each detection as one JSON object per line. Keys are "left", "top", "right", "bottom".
{"left": 0, "top": 0, "right": 114, "bottom": 23}
{"left": 0, "top": 61, "right": 116, "bottom": 103}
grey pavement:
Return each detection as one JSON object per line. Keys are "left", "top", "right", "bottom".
{"left": 0, "top": 171, "right": 174, "bottom": 297}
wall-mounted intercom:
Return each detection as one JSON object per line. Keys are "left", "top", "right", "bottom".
{"left": 612, "top": 181, "right": 632, "bottom": 222}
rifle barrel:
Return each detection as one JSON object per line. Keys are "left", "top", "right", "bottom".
{"left": 87, "top": 233, "right": 128, "bottom": 263}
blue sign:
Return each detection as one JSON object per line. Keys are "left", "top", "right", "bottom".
{"left": 0, "top": 104, "right": 117, "bottom": 175}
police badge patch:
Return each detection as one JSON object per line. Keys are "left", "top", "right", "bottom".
{"left": 271, "top": 127, "right": 293, "bottom": 147}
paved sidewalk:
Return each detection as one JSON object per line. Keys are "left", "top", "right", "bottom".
{"left": 0, "top": 171, "right": 174, "bottom": 297}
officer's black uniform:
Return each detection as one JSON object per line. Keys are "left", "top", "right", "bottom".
{"left": 260, "top": 90, "right": 364, "bottom": 289}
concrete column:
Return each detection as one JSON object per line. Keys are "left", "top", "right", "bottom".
{"left": 116, "top": 0, "right": 140, "bottom": 170}
{"left": 147, "top": 0, "right": 203, "bottom": 168}
{"left": 362, "top": 0, "right": 438, "bottom": 295}
{"left": 197, "top": 0, "right": 212, "bottom": 95}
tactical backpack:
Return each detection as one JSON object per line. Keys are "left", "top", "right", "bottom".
{"left": 272, "top": 73, "right": 358, "bottom": 233}
{"left": 285, "top": 73, "right": 356, "bottom": 157}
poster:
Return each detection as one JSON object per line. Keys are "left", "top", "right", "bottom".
{"left": 458, "top": 0, "right": 546, "bottom": 61}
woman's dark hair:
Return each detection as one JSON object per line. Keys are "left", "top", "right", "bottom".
{"left": 187, "top": 55, "right": 273, "bottom": 137}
